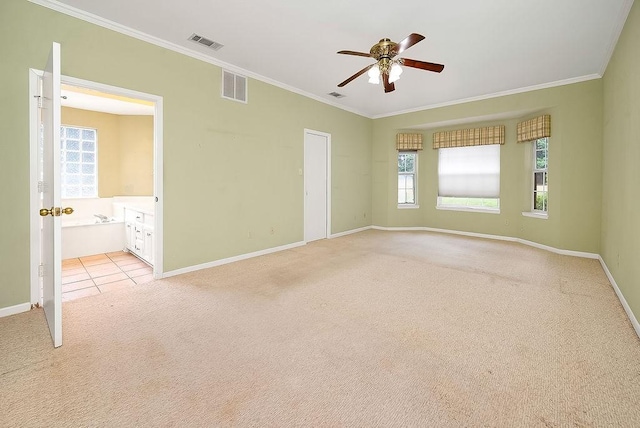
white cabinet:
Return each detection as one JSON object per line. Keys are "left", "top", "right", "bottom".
{"left": 143, "top": 225, "right": 154, "bottom": 265}
{"left": 125, "top": 221, "right": 134, "bottom": 250}
{"left": 124, "top": 207, "right": 154, "bottom": 266}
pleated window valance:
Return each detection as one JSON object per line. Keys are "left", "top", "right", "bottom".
{"left": 517, "top": 115, "right": 551, "bottom": 143}
{"left": 432, "top": 126, "right": 505, "bottom": 149}
{"left": 396, "top": 133, "right": 423, "bottom": 151}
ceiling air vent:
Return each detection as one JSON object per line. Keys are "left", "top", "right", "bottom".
{"left": 188, "top": 33, "right": 224, "bottom": 51}
{"left": 328, "top": 92, "right": 345, "bottom": 98}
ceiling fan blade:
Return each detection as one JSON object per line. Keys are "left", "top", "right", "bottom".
{"left": 382, "top": 73, "right": 395, "bottom": 93}
{"left": 401, "top": 58, "right": 445, "bottom": 73}
{"left": 338, "top": 64, "right": 375, "bottom": 87}
{"left": 337, "top": 50, "right": 373, "bottom": 58}
{"left": 393, "top": 33, "right": 425, "bottom": 55}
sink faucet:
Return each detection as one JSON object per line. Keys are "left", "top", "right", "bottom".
{"left": 94, "top": 214, "right": 109, "bottom": 223}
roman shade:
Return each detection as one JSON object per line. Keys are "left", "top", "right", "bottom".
{"left": 517, "top": 115, "right": 551, "bottom": 143}
{"left": 438, "top": 145, "right": 501, "bottom": 198}
{"left": 396, "top": 133, "right": 423, "bottom": 150}
{"left": 432, "top": 126, "right": 505, "bottom": 149}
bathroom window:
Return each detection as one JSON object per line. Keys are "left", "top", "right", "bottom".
{"left": 60, "top": 126, "right": 97, "bottom": 198}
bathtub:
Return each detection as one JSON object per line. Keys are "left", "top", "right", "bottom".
{"left": 61, "top": 218, "right": 126, "bottom": 259}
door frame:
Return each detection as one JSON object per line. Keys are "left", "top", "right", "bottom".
{"left": 28, "top": 70, "right": 164, "bottom": 305}
{"left": 303, "top": 128, "right": 331, "bottom": 242}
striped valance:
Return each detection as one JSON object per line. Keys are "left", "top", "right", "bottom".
{"left": 432, "top": 126, "right": 505, "bottom": 149}
{"left": 517, "top": 115, "right": 551, "bottom": 143}
{"left": 396, "top": 133, "right": 423, "bottom": 151}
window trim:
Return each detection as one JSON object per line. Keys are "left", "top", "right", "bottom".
{"left": 529, "top": 137, "right": 549, "bottom": 216}
{"left": 60, "top": 125, "right": 98, "bottom": 199}
{"left": 397, "top": 151, "right": 418, "bottom": 208}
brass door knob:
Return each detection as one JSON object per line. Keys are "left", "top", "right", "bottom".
{"left": 39, "top": 207, "right": 74, "bottom": 217}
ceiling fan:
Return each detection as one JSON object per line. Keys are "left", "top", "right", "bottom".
{"left": 337, "top": 33, "right": 444, "bottom": 93}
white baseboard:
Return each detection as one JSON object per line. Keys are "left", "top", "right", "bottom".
{"left": 162, "top": 241, "right": 306, "bottom": 278}
{"left": 372, "top": 225, "right": 637, "bottom": 339}
{"left": 109, "top": 224, "right": 640, "bottom": 341}
{"left": 0, "top": 302, "right": 32, "bottom": 319}
{"left": 371, "top": 226, "right": 600, "bottom": 259}
{"left": 598, "top": 256, "right": 640, "bottom": 339}
{"left": 330, "top": 226, "right": 372, "bottom": 239}
{"left": 516, "top": 238, "right": 600, "bottom": 259}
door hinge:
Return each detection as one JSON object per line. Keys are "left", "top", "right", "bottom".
{"left": 34, "top": 95, "right": 42, "bottom": 109}
{"left": 38, "top": 264, "right": 45, "bottom": 278}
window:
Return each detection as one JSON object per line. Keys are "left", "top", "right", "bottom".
{"left": 60, "top": 126, "right": 97, "bottom": 198}
{"left": 437, "top": 144, "right": 500, "bottom": 212}
{"left": 398, "top": 152, "right": 417, "bottom": 206}
{"left": 532, "top": 137, "right": 548, "bottom": 212}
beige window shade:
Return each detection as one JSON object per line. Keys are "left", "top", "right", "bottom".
{"left": 396, "top": 133, "right": 423, "bottom": 151}
{"left": 517, "top": 115, "right": 551, "bottom": 143}
{"left": 432, "top": 126, "right": 505, "bottom": 149}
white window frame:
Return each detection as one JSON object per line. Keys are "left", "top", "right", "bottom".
{"left": 60, "top": 125, "right": 98, "bottom": 199}
{"left": 436, "top": 144, "right": 500, "bottom": 214}
{"left": 530, "top": 137, "right": 549, "bottom": 216}
{"left": 397, "top": 151, "right": 418, "bottom": 208}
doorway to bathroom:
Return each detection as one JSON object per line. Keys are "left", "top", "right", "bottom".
{"left": 29, "top": 69, "right": 164, "bottom": 311}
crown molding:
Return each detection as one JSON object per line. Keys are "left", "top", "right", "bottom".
{"left": 372, "top": 74, "right": 602, "bottom": 119}
{"left": 27, "top": 0, "right": 370, "bottom": 118}
{"left": 28, "top": 0, "right": 625, "bottom": 121}
{"left": 599, "top": 0, "right": 635, "bottom": 76}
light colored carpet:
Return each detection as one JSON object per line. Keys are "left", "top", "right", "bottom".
{"left": 1, "top": 230, "right": 639, "bottom": 427}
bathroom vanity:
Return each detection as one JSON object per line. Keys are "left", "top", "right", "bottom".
{"left": 124, "top": 206, "right": 154, "bottom": 265}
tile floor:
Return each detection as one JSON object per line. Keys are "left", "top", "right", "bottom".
{"left": 62, "top": 251, "right": 153, "bottom": 302}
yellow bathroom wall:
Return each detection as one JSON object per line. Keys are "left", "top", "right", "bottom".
{"left": 61, "top": 107, "right": 153, "bottom": 197}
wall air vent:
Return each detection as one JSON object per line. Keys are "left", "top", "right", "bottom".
{"left": 188, "top": 33, "right": 224, "bottom": 51}
{"left": 328, "top": 92, "right": 345, "bottom": 98}
{"left": 222, "top": 70, "right": 247, "bottom": 103}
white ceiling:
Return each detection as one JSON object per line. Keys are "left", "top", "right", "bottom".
{"left": 41, "top": 0, "right": 633, "bottom": 118}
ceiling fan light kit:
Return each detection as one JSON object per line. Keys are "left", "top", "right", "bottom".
{"left": 337, "top": 33, "right": 444, "bottom": 93}
{"left": 367, "top": 65, "right": 380, "bottom": 84}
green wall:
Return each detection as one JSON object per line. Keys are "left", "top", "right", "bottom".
{"left": 372, "top": 80, "right": 603, "bottom": 254}
{"left": 602, "top": 1, "right": 640, "bottom": 322}
{"left": 1, "top": 0, "right": 637, "bottom": 331}
{"left": 0, "top": 0, "right": 372, "bottom": 308}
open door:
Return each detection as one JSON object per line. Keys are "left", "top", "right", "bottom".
{"left": 41, "top": 42, "right": 64, "bottom": 347}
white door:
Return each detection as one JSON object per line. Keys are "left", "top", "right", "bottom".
{"left": 41, "top": 42, "right": 63, "bottom": 347}
{"left": 304, "top": 131, "right": 329, "bottom": 242}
